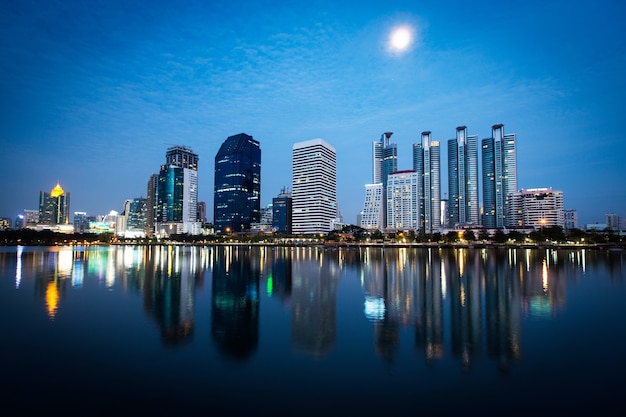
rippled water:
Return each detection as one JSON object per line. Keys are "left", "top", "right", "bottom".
{"left": 1, "top": 245, "right": 624, "bottom": 416}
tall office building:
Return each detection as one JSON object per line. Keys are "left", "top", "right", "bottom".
{"left": 146, "top": 173, "right": 158, "bottom": 237}
{"left": 413, "top": 131, "right": 441, "bottom": 234}
{"left": 380, "top": 132, "right": 397, "bottom": 189}
{"left": 38, "top": 182, "right": 70, "bottom": 225}
{"left": 214, "top": 133, "right": 261, "bottom": 234}
{"left": 360, "top": 183, "right": 384, "bottom": 231}
{"left": 362, "top": 132, "right": 396, "bottom": 231}
{"left": 482, "top": 124, "right": 518, "bottom": 228}
{"left": 155, "top": 145, "right": 200, "bottom": 236}
{"left": 448, "top": 126, "right": 479, "bottom": 227}
{"left": 292, "top": 138, "right": 337, "bottom": 234}
{"left": 386, "top": 170, "right": 419, "bottom": 232}
{"left": 272, "top": 187, "right": 293, "bottom": 234}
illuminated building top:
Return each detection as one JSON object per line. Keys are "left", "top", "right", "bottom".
{"left": 50, "top": 183, "right": 65, "bottom": 198}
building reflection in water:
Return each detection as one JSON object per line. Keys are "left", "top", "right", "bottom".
{"left": 291, "top": 247, "right": 339, "bottom": 357}
{"left": 142, "top": 245, "right": 203, "bottom": 346}
{"left": 5, "top": 244, "right": 616, "bottom": 366}
{"left": 356, "top": 247, "right": 563, "bottom": 372}
{"left": 211, "top": 246, "right": 260, "bottom": 360}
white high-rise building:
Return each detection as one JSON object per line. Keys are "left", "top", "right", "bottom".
{"left": 362, "top": 132, "right": 395, "bottom": 231}
{"left": 292, "top": 138, "right": 337, "bottom": 234}
{"left": 386, "top": 170, "right": 419, "bottom": 232}
{"left": 509, "top": 188, "right": 564, "bottom": 228}
{"left": 360, "top": 183, "right": 384, "bottom": 230}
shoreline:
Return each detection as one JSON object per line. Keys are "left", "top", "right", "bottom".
{"left": 2, "top": 241, "right": 624, "bottom": 251}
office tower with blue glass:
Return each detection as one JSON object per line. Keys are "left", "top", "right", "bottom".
{"left": 214, "top": 133, "right": 261, "bottom": 234}
{"left": 272, "top": 187, "right": 292, "bottom": 234}
{"left": 155, "top": 145, "right": 200, "bottom": 236}
{"left": 413, "top": 131, "right": 441, "bottom": 234}
{"left": 448, "top": 126, "right": 479, "bottom": 228}
{"left": 482, "top": 124, "right": 518, "bottom": 228}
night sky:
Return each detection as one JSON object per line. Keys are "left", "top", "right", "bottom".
{"left": 1, "top": 0, "right": 624, "bottom": 226}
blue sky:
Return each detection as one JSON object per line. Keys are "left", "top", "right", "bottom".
{"left": 1, "top": 0, "right": 624, "bottom": 227}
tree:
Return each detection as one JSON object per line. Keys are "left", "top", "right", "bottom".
{"left": 463, "top": 230, "right": 476, "bottom": 241}
{"left": 478, "top": 229, "right": 491, "bottom": 242}
{"left": 493, "top": 229, "right": 507, "bottom": 243}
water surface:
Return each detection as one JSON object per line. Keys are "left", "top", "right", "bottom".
{"left": 1, "top": 245, "right": 624, "bottom": 416}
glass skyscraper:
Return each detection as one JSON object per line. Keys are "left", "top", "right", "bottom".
{"left": 448, "top": 126, "right": 479, "bottom": 227}
{"left": 214, "top": 133, "right": 261, "bottom": 234}
{"left": 156, "top": 145, "right": 200, "bottom": 236}
{"left": 38, "top": 183, "right": 70, "bottom": 225}
{"left": 292, "top": 138, "right": 336, "bottom": 234}
{"left": 362, "top": 132, "right": 395, "bottom": 231}
{"left": 413, "top": 131, "right": 441, "bottom": 233}
{"left": 272, "top": 187, "right": 292, "bottom": 234}
{"left": 481, "top": 124, "right": 517, "bottom": 228}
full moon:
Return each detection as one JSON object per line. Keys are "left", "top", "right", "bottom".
{"left": 389, "top": 26, "right": 412, "bottom": 52}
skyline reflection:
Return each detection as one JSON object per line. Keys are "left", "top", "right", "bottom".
{"left": 3, "top": 244, "right": 623, "bottom": 369}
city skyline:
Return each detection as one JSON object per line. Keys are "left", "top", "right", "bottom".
{"left": 1, "top": 0, "right": 624, "bottom": 226}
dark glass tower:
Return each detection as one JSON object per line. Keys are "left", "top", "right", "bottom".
{"left": 38, "top": 183, "right": 70, "bottom": 225}
{"left": 155, "top": 145, "right": 199, "bottom": 236}
{"left": 214, "top": 133, "right": 261, "bottom": 234}
{"left": 448, "top": 126, "right": 479, "bottom": 227}
{"left": 481, "top": 124, "right": 517, "bottom": 228}
{"left": 272, "top": 187, "right": 292, "bottom": 234}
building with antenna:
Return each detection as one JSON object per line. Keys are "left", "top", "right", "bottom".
{"left": 38, "top": 182, "right": 70, "bottom": 225}
{"left": 154, "top": 145, "right": 201, "bottom": 236}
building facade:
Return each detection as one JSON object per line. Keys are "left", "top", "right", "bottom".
{"left": 156, "top": 145, "right": 200, "bottom": 236}
{"left": 214, "top": 133, "right": 261, "bottom": 234}
{"left": 448, "top": 126, "right": 479, "bottom": 227}
{"left": 482, "top": 124, "right": 518, "bottom": 228}
{"left": 38, "top": 183, "right": 70, "bottom": 225}
{"left": 360, "top": 183, "right": 384, "bottom": 231}
{"left": 386, "top": 170, "right": 419, "bottom": 232}
{"left": 509, "top": 188, "right": 564, "bottom": 228}
{"left": 272, "top": 187, "right": 293, "bottom": 234}
{"left": 564, "top": 209, "right": 578, "bottom": 231}
{"left": 292, "top": 138, "right": 337, "bottom": 234}
{"left": 413, "top": 131, "right": 441, "bottom": 234}
{"left": 606, "top": 213, "right": 622, "bottom": 231}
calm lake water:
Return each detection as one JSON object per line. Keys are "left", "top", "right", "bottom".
{"left": 1, "top": 245, "right": 625, "bottom": 416}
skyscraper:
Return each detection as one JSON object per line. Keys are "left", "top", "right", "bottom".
{"left": 413, "top": 131, "right": 441, "bottom": 234}
{"left": 362, "top": 132, "right": 396, "bottom": 231}
{"left": 214, "top": 133, "right": 261, "bottom": 234}
{"left": 292, "top": 138, "right": 336, "bottom": 234}
{"left": 272, "top": 187, "right": 292, "bottom": 234}
{"left": 448, "top": 126, "right": 479, "bottom": 227}
{"left": 386, "top": 170, "right": 419, "bottom": 232}
{"left": 146, "top": 173, "right": 158, "bottom": 237}
{"left": 482, "top": 124, "right": 518, "bottom": 228}
{"left": 155, "top": 145, "right": 200, "bottom": 236}
{"left": 38, "top": 182, "right": 70, "bottom": 225}
{"left": 360, "top": 183, "right": 384, "bottom": 231}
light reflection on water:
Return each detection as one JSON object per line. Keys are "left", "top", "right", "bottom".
{"left": 1, "top": 244, "right": 625, "bottom": 415}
